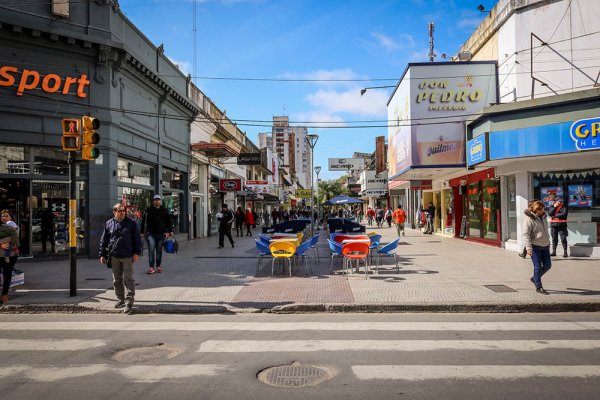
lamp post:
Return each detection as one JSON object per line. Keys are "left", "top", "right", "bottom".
{"left": 305, "top": 134, "right": 319, "bottom": 237}
{"left": 314, "top": 165, "right": 321, "bottom": 230}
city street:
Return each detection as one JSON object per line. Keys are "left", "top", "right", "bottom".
{"left": 1, "top": 312, "right": 599, "bottom": 400}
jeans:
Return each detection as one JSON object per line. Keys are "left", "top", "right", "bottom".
{"left": 146, "top": 233, "right": 165, "bottom": 268}
{"left": 426, "top": 215, "right": 434, "bottom": 233}
{"left": 111, "top": 256, "right": 135, "bottom": 305}
{"left": 1, "top": 256, "right": 18, "bottom": 295}
{"left": 531, "top": 245, "right": 552, "bottom": 289}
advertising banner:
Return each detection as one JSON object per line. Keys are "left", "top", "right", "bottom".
{"left": 328, "top": 158, "right": 366, "bottom": 171}
{"left": 467, "top": 133, "right": 489, "bottom": 166}
{"left": 410, "top": 180, "right": 432, "bottom": 190}
{"left": 540, "top": 186, "right": 563, "bottom": 208}
{"left": 219, "top": 179, "right": 242, "bottom": 191}
{"left": 568, "top": 184, "right": 593, "bottom": 208}
{"left": 362, "top": 171, "right": 388, "bottom": 191}
{"left": 295, "top": 189, "right": 312, "bottom": 198}
{"left": 364, "top": 189, "right": 388, "bottom": 197}
{"left": 237, "top": 153, "right": 261, "bottom": 165}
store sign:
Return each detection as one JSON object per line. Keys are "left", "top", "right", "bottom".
{"left": 219, "top": 179, "right": 242, "bottom": 191}
{"left": 364, "top": 189, "right": 388, "bottom": 196}
{"left": 467, "top": 133, "right": 489, "bottom": 166}
{"left": 410, "top": 180, "right": 432, "bottom": 190}
{"left": 365, "top": 171, "right": 388, "bottom": 190}
{"left": 570, "top": 117, "right": 600, "bottom": 151}
{"left": 328, "top": 158, "right": 365, "bottom": 171}
{"left": 295, "top": 189, "right": 312, "bottom": 198}
{"left": 246, "top": 180, "right": 268, "bottom": 185}
{"left": 237, "top": 153, "right": 262, "bottom": 165}
{"left": 0, "top": 65, "right": 90, "bottom": 98}
{"left": 348, "top": 183, "right": 361, "bottom": 193}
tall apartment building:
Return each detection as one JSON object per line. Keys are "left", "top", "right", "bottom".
{"left": 271, "top": 116, "right": 311, "bottom": 189}
{"left": 257, "top": 132, "right": 272, "bottom": 150}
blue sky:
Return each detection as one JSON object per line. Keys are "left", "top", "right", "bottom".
{"left": 120, "top": 0, "right": 489, "bottom": 179}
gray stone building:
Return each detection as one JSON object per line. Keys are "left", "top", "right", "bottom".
{"left": 0, "top": 1, "right": 198, "bottom": 258}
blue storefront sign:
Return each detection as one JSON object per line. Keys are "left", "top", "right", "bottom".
{"left": 570, "top": 117, "right": 600, "bottom": 151}
{"left": 467, "top": 133, "right": 488, "bottom": 166}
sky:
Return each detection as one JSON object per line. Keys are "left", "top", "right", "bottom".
{"left": 119, "top": 0, "right": 489, "bottom": 180}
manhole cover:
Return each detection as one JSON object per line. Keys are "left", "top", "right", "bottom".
{"left": 258, "top": 362, "right": 333, "bottom": 387}
{"left": 112, "top": 343, "right": 182, "bottom": 363}
{"left": 484, "top": 284, "right": 518, "bottom": 293}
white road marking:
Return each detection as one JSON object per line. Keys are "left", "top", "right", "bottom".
{"left": 352, "top": 365, "right": 600, "bottom": 381}
{"left": 198, "top": 340, "right": 600, "bottom": 352}
{"left": 1, "top": 321, "right": 599, "bottom": 332}
{"left": 0, "top": 339, "right": 105, "bottom": 351}
{"left": 0, "top": 365, "right": 231, "bottom": 382}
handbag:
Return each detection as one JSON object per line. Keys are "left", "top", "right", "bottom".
{"left": 163, "top": 236, "right": 178, "bottom": 254}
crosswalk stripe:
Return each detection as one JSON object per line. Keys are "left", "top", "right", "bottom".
{"left": 0, "top": 339, "right": 105, "bottom": 351}
{"left": 352, "top": 365, "right": 600, "bottom": 380}
{"left": 0, "top": 365, "right": 232, "bottom": 382}
{"left": 1, "top": 321, "right": 599, "bottom": 332}
{"left": 197, "top": 340, "right": 600, "bottom": 352}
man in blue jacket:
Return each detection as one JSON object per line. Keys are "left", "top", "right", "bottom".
{"left": 99, "top": 203, "right": 143, "bottom": 314}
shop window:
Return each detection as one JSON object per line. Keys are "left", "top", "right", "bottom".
{"left": 33, "top": 148, "right": 72, "bottom": 176}
{"left": 0, "top": 146, "right": 30, "bottom": 174}
{"left": 482, "top": 179, "right": 500, "bottom": 240}
{"left": 190, "top": 164, "right": 200, "bottom": 193}
{"left": 117, "top": 158, "right": 155, "bottom": 186}
{"left": 117, "top": 187, "right": 153, "bottom": 223}
{"left": 467, "top": 183, "right": 481, "bottom": 238}
{"left": 162, "top": 169, "right": 183, "bottom": 190}
{"left": 507, "top": 175, "right": 517, "bottom": 241}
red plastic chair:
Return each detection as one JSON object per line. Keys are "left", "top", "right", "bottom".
{"left": 342, "top": 242, "right": 370, "bottom": 279}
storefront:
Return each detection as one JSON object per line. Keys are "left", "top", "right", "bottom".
{"left": 467, "top": 89, "right": 600, "bottom": 256}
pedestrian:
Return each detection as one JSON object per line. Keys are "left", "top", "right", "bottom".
{"left": 140, "top": 195, "right": 173, "bottom": 275}
{"left": 376, "top": 207, "right": 384, "bottom": 228}
{"left": 0, "top": 209, "right": 19, "bottom": 305}
{"left": 99, "top": 203, "right": 143, "bottom": 313}
{"left": 234, "top": 206, "right": 245, "bottom": 237}
{"left": 548, "top": 198, "right": 569, "bottom": 257}
{"left": 244, "top": 208, "right": 255, "bottom": 236}
{"left": 40, "top": 207, "right": 55, "bottom": 253}
{"left": 392, "top": 204, "right": 407, "bottom": 237}
{"left": 385, "top": 207, "right": 392, "bottom": 227}
{"left": 425, "top": 202, "right": 435, "bottom": 234}
{"left": 366, "top": 207, "right": 375, "bottom": 226}
{"left": 217, "top": 203, "right": 235, "bottom": 248}
{"left": 271, "top": 208, "right": 279, "bottom": 225}
{"left": 522, "top": 200, "right": 552, "bottom": 295}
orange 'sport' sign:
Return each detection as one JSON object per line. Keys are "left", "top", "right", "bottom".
{"left": 0, "top": 65, "right": 90, "bottom": 98}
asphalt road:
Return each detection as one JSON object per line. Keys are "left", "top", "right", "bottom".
{"left": 1, "top": 312, "right": 599, "bottom": 400}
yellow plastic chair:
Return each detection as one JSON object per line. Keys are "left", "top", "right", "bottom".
{"left": 367, "top": 231, "right": 378, "bottom": 237}
{"left": 269, "top": 241, "right": 297, "bottom": 277}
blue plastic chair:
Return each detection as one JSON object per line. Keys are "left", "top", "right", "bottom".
{"left": 375, "top": 238, "right": 400, "bottom": 274}
{"left": 258, "top": 234, "right": 271, "bottom": 245}
{"left": 327, "top": 239, "right": 343, "bottom": 273}
{"left": 255, "top": 239, "right": 272, "bottom": 275}
{"left": 295, "top": 240, "right": 313, "bottom": 275}
{"left": 309, "top": 234, "right": 320, "bottom": 261}
{"left": 368, "top": 234, "right": 382, "bottom": 263}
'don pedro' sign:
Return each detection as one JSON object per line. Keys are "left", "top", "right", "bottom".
{"left": 0, "top": 65, "right": 90, "bottom": 98}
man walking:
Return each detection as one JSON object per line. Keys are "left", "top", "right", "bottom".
{"left": 218, "top": 203, "right": 235, "bottom": 248}
{"left": 392, "top": 204, "right": 407, "bottom": 237}
{"left": 140, "top": 195, "right": 173, "bottom": 274}
{"left": 548, "top": 197, "right": 569, "bottom": 257}
{"left": 425, "top": 202, "right": 435, "bottom": 234}
{"left": 99, "top": 203, "right": 143, "bottom": 314}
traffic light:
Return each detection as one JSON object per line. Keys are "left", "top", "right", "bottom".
{"left": 61, "top": 118, "right": 80, "bottom": 151}
{"left": 81, "top": 116, "right": 100, "bottom": 160}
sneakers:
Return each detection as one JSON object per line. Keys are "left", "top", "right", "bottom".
{"left": 156, "top": 267, "right": 163, "bottom": 273}
{"left": 123, "top": 304, "right": 133, "bottom": 314}
{"left": 231, "top": 243, "right": 235, "bottom": 248}
{"left": 114, "top": 300, "right": 126, "bottom": 309}
{"left": 147, "top": 267, "right": 156, "bottom": 275}
{"left": 536, "top": 287, "right": 549, "bottom": 295}
{"left": 530, "top": 277, "right": 535, "bottom": 286}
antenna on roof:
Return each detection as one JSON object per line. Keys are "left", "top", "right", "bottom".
{"left": 428, "top": 22, "right": 436, "bottom": 62}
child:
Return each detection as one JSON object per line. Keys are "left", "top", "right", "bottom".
{"left": 0, "top": 220, "right": 18, "bottom": 261}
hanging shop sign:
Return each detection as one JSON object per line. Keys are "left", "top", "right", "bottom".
{"left": 328, "top": 158, "right": 366, "bottom": 171}
{"left": 0, "top": 65, "right": 90, "bottom": 98}
{"left": 410, "top": 180, "right": 432, "bottom": 190}
{"left": 467, "top": 133, "right": 489, "bottom": 166}
{"left": 364, "top": 189, "right": 388, "bottom": 197}
{"left": 295, "top": 189, "right": 312, "bottom": 198}
{"left": 570, "top": 117, "right": 600, "bottom": 151}
{"left": 218, "top": 178, "right": 242, "bottom": 191}
{"left": 237, "top": 153, "right": 262, "bottom": 165}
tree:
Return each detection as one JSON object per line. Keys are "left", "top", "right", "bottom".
{"left": 317, "top": 177, "right": 352, "bottom": 204}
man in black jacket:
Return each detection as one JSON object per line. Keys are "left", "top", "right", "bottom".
{"left": 218, "top": 203, "right": 235, "bottom": 249}
{"left": 99, "top": 203, "right": 143, "bottom": 314}
{"left": 140, "top": 195, "right": 173, "bottom": 274}
{"left": 548, "top": 197, "right": 569, "bottom": 257}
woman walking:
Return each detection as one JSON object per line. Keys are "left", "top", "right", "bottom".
{"left": 522, "top": 200, "right": 552, "bottom": 295}
{"left": 1, "top": 210, "right": 20, "bottom": 305}
{"left": 244, "top": 208, "right": 255, "bottom": 236}
{"left": 234, "top": 207, "right": 245, "bottom": 237}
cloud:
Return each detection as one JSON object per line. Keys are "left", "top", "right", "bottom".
{"left": 356, "top": 32, "right": 416, "bottom": 55}
{"left": 305, "top": 87, "right": 388, "bottom": 117}
{"left": 280, "top": 69, "right": 368, "bottom": 87}
{"left": 291, "top": 111, "right": 346, "bottom": 125}
{"left": 458, "top": 10, "right": 484, "bottom": 30}
{"left": 167, "top": 57, "right": 192, "bottom": 75}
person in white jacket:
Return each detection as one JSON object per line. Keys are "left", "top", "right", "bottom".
{"left": 522, "top": 200, "right": 552, "bottom": 295}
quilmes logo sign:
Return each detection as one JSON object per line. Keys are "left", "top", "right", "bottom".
{"left": 467, "top": 134, "right": 488, "bottom": 166}
{"left": 570, "top": 117, "right": 600, "bottom": 151}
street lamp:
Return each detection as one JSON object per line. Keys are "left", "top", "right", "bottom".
{"left": 314, "top": 165, "right": 321, "bottom": 230}
{"left": 305, "top": 134, "right": 319, "bottom": 237}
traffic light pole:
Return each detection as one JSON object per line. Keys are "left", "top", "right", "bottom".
{"left": 69, "top": 151, "right": 77, "bottom": 297}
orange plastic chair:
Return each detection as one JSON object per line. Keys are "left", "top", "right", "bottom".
{"left": 342, "top": 242, "right": 370, "bottom": 279}
{"left": 269, "top": 241, "right": 297, "bottom": 277}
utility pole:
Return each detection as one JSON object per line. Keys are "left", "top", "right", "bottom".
{"left": 428, "top": 22, "right": 436, "bottom": 62}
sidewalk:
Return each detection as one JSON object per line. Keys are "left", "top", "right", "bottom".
{"left": 2, "top": 224, "right": 600, "bottom": 313}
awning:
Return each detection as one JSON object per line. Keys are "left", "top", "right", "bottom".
{"left": 191, "top": 142, "right": 239, "bottom": 158}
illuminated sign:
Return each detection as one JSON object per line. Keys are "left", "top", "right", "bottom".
{"left": 219, "top": 179, "right": 242, "bottom": 191}
{"left": 0, "top": 65, "right": 90, "bottom": 98}
{"left": 467, "top": 133, "right": 489, "bottom": 166}
{"left": 570, "top": 117, "right": 600, "bottom": 151}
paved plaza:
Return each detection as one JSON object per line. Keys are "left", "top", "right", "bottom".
{"left": 3, "top": 224, "right": 600, "bottom": 313}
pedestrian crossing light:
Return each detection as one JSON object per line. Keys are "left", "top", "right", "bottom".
{"left": 61, "top": 118, "right": 81, "bottom": 151}
{"left": 81, "top": 116, "right": 100, "bottom": 160}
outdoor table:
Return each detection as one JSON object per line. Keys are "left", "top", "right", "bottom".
{"left": 271, "top": 237, "right": 301, "bottom": 247}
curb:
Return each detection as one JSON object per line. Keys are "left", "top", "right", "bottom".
{"left": 2, "top": 302, "right": 600, "bottom": 314}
